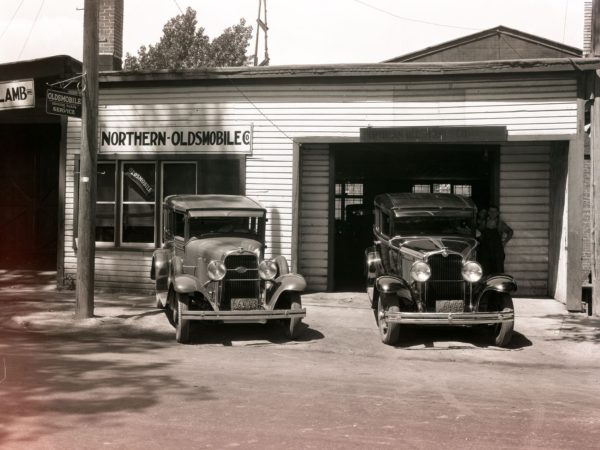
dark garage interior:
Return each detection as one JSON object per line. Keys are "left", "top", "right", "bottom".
{"left": 332, "top": 143, "right": 498, "bottom": 291}
{"left": 0, "top": 124, "right": 61, "bottom": 270}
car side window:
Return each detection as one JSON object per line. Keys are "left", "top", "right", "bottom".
{"left": 163, "top": 208, "right": 174, "bottom": 241}
{"left": 174, "top": 212, "right": 185, "bottom": 239}
{"left": 381, "top": 211, "right": 391, "bottom": 237}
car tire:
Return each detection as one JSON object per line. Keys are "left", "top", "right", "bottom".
{"left": 175, "top": 292, "right": 191, "bottom": 344}
{"left": 491, "top": 295, "right": 514, "bottom": 347}
{"left": 283, "top": 292, "right": 302, "bottom": 340}
{"left": 378, "top": 294, "right": 400, "bottom": 345}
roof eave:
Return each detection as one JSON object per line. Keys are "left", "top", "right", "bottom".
{"left": 99, "top": 58, "right": 600, "bottom": 85}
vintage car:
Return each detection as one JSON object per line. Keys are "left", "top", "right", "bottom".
{"left": 365, "top": 193, "right": 517, "bottom": 347}
{"left": 151, "top": 194, "right": 306, "bottom": 343}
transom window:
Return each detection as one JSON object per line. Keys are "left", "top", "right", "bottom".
{"left": 412, "top": 183, "right": 472, "bottom": 197}
{"left": 335, "top": 181, "right": 364, "bottom": 220}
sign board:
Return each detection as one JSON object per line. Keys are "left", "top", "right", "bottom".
{"left": 0, "top": 79, "right": 35, "bottom": 111}
{"left": 99, "top": 126, "right": 253, "bottom": 154}
{"left": 360, "top": 126, "right": 508, "bottom": 143}
{"left": 46, "top": 88, "right": 82, "bottom": 118}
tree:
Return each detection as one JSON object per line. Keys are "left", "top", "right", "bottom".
{"left": 123, "top": 7, "right": 253, "bottom": 70}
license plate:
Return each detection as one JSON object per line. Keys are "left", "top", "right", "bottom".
{"left": 231, "top": 298, "right": 260, "bottom": 310}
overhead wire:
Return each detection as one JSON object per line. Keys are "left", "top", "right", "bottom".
{"left": 350, "top": 0, "right": 478, "bottom": 31}
{"left": 17, "top": 0, "right": 46, "bottom": 59}
{"left": 173, "top": 0, "right": 184, "bottom": 14}
{"left": 0, "top": 0, "right": 26, "bottom": 43}
{"left": 562, "top": 0, "right": 569, "bottom": 43}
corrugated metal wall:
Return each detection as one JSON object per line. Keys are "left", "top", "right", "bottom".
{"left": 298, "top": 145, "right": 330, "bottom": 291}
{"left": 63, "top": 76, "right": 575, "bottom": 292}
{"left": 500, "top": 143, "right": 551, "bottom": 296}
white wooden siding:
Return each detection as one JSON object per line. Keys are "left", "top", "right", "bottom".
{"left": 500, "top": 143, "right": 551, "bottom": 296}
{"left": 298, "top": 145, "right": 330, "bottom": 291}
{"left": 63, "top": 77, "right": 575, "bottom": 291}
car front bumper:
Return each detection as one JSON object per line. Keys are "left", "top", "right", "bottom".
{"left": 383, "top": 310, "right": 514, "bottom": 325}
{"left": 182, "top": 308, "right": 306, "bottom": 323}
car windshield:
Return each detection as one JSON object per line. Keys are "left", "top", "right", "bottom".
{"left": 393, "top": 216, "right": 474, "bottom": 237}
{"left": 189, "top": 217, "right": 260, "bottom": 238}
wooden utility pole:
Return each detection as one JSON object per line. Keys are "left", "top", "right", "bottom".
{"left": 590, "top": 0, "right": 600, "bottom": 316}
{"left": 76, "top": 0, "right": 99, "bottom": 318}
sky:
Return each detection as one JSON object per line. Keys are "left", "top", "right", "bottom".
{"left": 0, "top": 0, "right": 586, "bottom": 66}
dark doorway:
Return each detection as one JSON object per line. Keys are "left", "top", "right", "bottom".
{"left": 0, "top": 124, "right": 61, "bottom": 269}
{"left": 332, "top": 143, "right": 498, "bottom": 291}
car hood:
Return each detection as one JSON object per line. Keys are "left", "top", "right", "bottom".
{"left": 392, "top": 236, "right": 477, "bottom": 259}
{"left": 185, "top": 236, "right": 262, "bottom": 262}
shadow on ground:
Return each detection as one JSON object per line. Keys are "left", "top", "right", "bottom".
{"left": 181, "top": 319, "right": 325, "bottom": 346}
{"left": 541, "top": 314, "right": 600, "bottom": 343}
{"left": 392, "top": 325, "right": 532, "bottom": 350}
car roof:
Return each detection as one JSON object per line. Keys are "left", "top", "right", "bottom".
{"left": 164, "top": 195, "right": 266, "bottom": 214}
{"left": 374, "top": 193, "right": 475, "bottom": 216}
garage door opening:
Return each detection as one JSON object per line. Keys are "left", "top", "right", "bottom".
{"left": 332, "top": 143, "right": 498, "bottom": 291}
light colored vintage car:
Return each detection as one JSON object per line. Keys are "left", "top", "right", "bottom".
{"left": 151, "top": 194, "right": 306, "bottom": 343}
{"left": 366, "top": 193, "right": 517, "bottom": 347}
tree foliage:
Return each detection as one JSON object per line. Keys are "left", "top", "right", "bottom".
{"left": 123, "top": 7, "right": 252, "bottom": 70}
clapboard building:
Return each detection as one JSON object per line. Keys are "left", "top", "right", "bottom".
{"left": 59, "top": 55, "right": 597, "bottom": 310}
{"left": 54, "top": 1, "right": 596, "bottom": 309}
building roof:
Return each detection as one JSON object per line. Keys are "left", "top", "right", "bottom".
{"left": 164, "top": 195, "right": 265, "bottom": 214}
{"left": 99, "top": 58, "right": 600, "bottom": 86}
{"left": 375, "top": 193, "right": 475, "bottom": 216}
{"left": 0, "top": 55, "right": 81, "bottom": 82}
{"left": 384, "top": 25, "right": 582, "bottom": 63}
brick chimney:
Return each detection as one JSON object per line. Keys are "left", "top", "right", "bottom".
{"left": 98, "top": 0, "right": 123, "bottom": 71}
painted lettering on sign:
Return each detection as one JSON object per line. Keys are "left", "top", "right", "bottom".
{"left": 99, "top": 126, "right": 253, "bottom": 154}
{"left": 46, "top": 88, "right": 82, "bottom": 118}
{"left": 126, "top": 168, "right": 154, "bottom": 197}
{"left": 0, "top": 79, "right": 35, "bottom": 110}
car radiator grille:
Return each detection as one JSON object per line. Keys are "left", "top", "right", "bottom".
{"left": 424, "top": 254, "right": 466, "bottom": 306}
{"left": 221, "top": 254, "right": 260, "bottom": 309}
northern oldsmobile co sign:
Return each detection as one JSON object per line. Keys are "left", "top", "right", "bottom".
{"left": 0, "top": 79, "right": 35, "bottom": 110}
{"left": 100, "top": 126, "right": 252, "bottom": 154}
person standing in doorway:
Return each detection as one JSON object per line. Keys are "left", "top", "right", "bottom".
{"left": 478, "top": 205, "right": 513, "bottom": 275}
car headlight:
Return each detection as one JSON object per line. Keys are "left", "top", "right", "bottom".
{"left": 410, "top": 261, "right": 431, "bottom": 282}
{"left": 207, "top": 260, "right": 226, "bottom": 281}
{"left": 258, "top": 260, "right": 277, "bottom": 280}
{"left": 462, "top": 261, "right": 483, "bottom": 283}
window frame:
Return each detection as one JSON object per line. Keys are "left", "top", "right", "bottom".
{"left": 72, "top": 154, "right": 245, "bottom": 250}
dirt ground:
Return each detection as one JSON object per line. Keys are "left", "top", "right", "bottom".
{"left": 1, "top": 270, "right": 599, "bottom": 449}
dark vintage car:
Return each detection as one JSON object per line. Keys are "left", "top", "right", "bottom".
{"left": 365, "top": 193, "right": 517, "bottom": 347}
{"left": 151, "top": 194, "right": 306, "bottom": 343}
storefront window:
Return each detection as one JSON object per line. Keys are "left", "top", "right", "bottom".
{"left": 75, "top": 156, "right": 244, "bottom": 248}
{"left": 163, "top": 162, "right": 196, "bottom": 198}
{"left": 122, "top": 163, "right": 156, "bottom": 244}
{"left": 96, "top": 162, "right": 116, "bottom": 242}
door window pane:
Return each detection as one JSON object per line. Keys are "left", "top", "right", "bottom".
{"left": 122, "top": 163, "right": 156, "bottom": 244}
{"left": 123, "top": 204, "right": 155, "bottom": 243}
{"left": 124, "top": 164, "right": 155, "bottom": 202}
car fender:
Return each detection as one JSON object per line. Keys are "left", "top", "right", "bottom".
{"left": 375, "top": 275, "right": 413, "bottom": 303}
{"left": 150, "top": 249, "right": 170, "bottom": 281}
{"left": 474, "top": 274, "right": 518, "bottom": 310}
{"left": 172, "top": 273, "right": 212, "bottom": 299}
{"left": 476, "top": 274, "right": 517, "bottom": 297}
{"left": 365, "top": 246, "right": 383, "bottom": 304}
{"left": 268, "top": 273, "right": 306, "bottom": 309}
